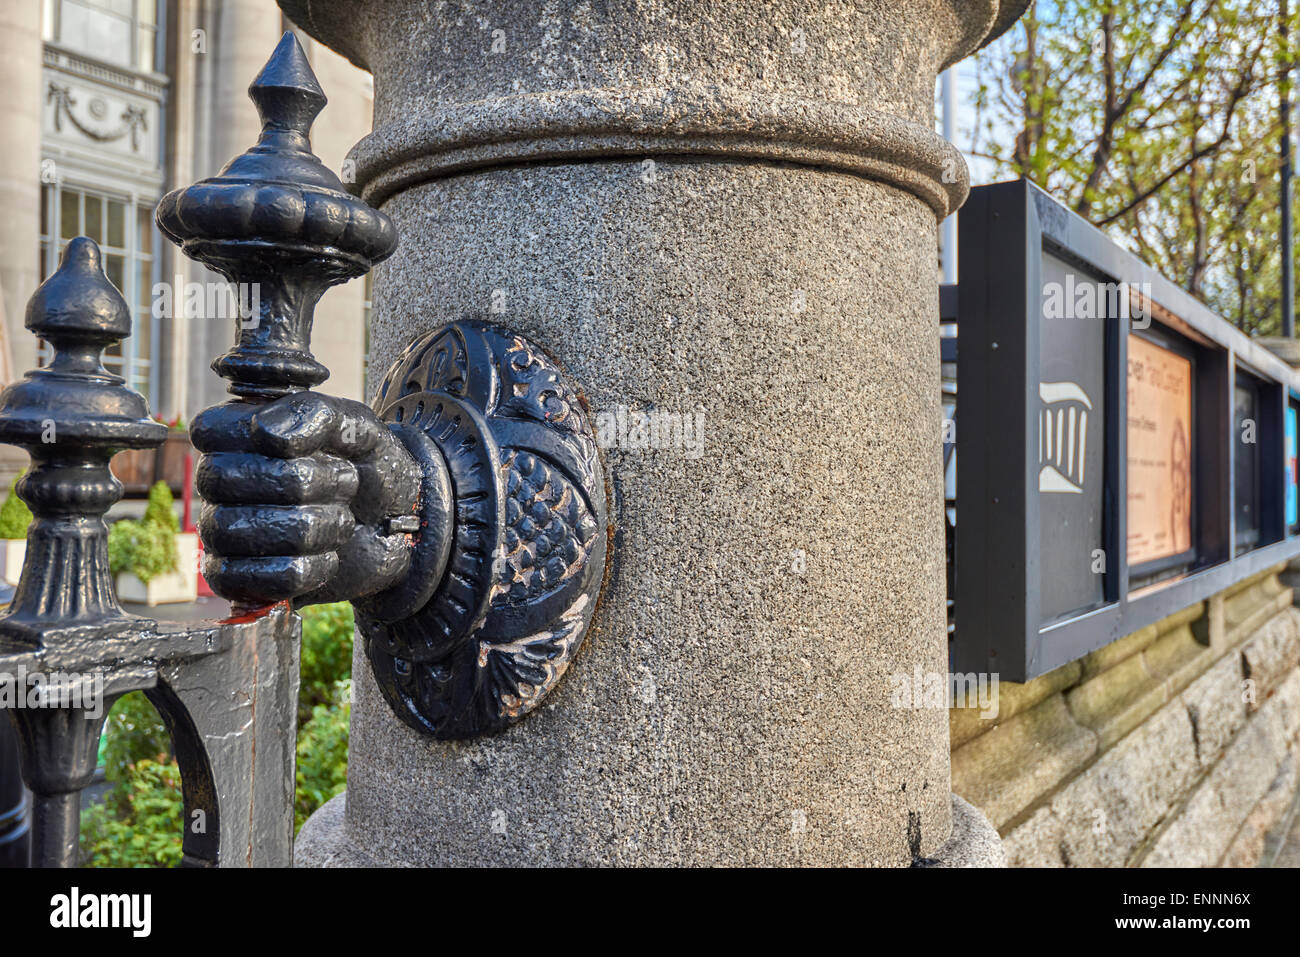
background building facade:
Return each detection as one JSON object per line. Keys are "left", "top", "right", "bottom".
{"left": 0, "top": 0, "right": 374, "bottom": 482}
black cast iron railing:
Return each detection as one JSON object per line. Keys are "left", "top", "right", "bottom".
{"left": 0, "top": 34, "right": 384, "bottom": 868}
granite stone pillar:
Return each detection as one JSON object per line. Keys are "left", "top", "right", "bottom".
{"left": 285, "top": 0, "right": 1026, "bottom": 866}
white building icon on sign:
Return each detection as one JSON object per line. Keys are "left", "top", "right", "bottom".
{"left": 1039, "top": 382, "right": 1092, "bottom": 494}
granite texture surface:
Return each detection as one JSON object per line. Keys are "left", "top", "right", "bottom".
{"left": 279, "top": 0, "right": 1027, "bottom": 865}
{"left": 923, "top": 795, "right": 1007, "bottom": 868}
{"left": 332, "top": 158, "right": 951, "bottom": 866}
{"left": 281, "top": 0, "right": 1027, "bottom": 216}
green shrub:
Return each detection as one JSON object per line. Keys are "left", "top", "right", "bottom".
{"left": 80, "top": 758, "right": 184, "bottom": 867}
{"left": 100, "top": 691, "right": 172, "bottom": 785}
{"left": 107, "top": 481, "right": 182, "bottom": 583}
{"left": 108, "top": 518, "right": 177, "bottom": 582}
{"left": 81, "top": 691, "right": 181, "bottom": 867}
{"left": 295, "top": 679, "right": 351, "bottom": 832}
{"left": 0, "top": 476, "right": 33, "bottom": 540}
{"left": 298, "top": 601, "right": 355, "bottom": 724}
{"left": 143, "top": 480, "right": 180, "bottom": 532}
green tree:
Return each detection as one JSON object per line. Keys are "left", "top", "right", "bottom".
{"left": 969, "top": 0, "right": 1288, "bottom": 332}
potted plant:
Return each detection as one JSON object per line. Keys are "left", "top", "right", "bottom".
{"left": 0, "top": 476, "right": 33, "bottom": 586}
{"left": 109, "top": 481, "right": 198, "bottom": 605}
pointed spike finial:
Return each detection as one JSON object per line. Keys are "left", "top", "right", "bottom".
{"left": 156, "top": 33, "right": 397, "bottom": 400}
{"left": 249, "top": 31, "right": 327, "bottom": 134}
{"left": 0, "top": 233, "right": 165, "bottom": 638}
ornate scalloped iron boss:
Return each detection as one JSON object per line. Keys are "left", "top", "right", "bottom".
{"left": 157, "top": 34, "right": 607, "bottom": 739}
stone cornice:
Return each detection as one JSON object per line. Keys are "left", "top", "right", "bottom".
{"left": 280, "top": 0, "right": 1033, "bottom": 77}
{"left": 43, "top": 43, "right": 168, "bottom": 100}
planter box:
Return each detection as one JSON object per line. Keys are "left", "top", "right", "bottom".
{"left": 115, "top": 532, "right": 199, "bottom": 606}
{"left": 0, "top": 538, "right": 25, "bottom": 586}
{"left": 154, "top": 431, "right": 193, "bottom": 495}
{"left": 110, "top": 448, "right": 155, "bottom": 497}
{"left": 109, "top": 430, "right": 193, "bottom": 497}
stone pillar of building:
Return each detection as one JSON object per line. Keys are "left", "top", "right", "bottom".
{"left": 286, "top": 0, "right": 1026, "bottom": 866}
{"left": 0, "top": 0, "right": 43, "bottom": 480}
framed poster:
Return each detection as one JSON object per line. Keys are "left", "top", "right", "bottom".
{"left": 1126, "top": 332, "right": 1194, "bottom": 571}
{"left": 955, "top": 179, "right": 1297, "bottom": 681}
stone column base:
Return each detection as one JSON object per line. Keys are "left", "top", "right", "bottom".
{"left": 917, "top": 795, "right": 1006, "bottom": 867}
{"left": 294, "top": 792, "right": 1005, "bottom": 868}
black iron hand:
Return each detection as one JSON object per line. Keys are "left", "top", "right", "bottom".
{"left": 155, "top": 32, "right": 405, "bottom": 609}
{"left": 192, "top": 392, "right": 420, "bottom": 607}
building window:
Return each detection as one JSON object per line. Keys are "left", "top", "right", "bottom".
{"left": 39, "top": 184, "right": 157, "bottom": 404}
{"left": 44, "top": 0, "right": 159, "bottom": 73}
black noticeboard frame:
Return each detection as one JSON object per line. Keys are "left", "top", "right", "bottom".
{"left": 953, "top": 179, "right": 1300, "bottom": 681}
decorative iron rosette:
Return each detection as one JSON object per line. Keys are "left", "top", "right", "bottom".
{"left": 356, "top": 320, "right": 607, "bottom": 738}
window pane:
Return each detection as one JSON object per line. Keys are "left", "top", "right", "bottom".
{"left": 136, "top": 205, "right": 153, "bottom": 255}
{"left": 106, "top": 253, "right": 124, "bottom": 292}
{"left": 60, "top": 189, "right": 79, "bottom": 241}
{"left": 94, "top": 0, "right": 135, "bottom": 18}
{"left": 40, "top": 185, "right": 50, "bottom": 238}
{"left": 133, "top": 309, "right": 151, "bottom": 357}
{"left": 135, "top": 0, "right": 155, "bottom": 25}
{"left": 132, "top": 360, "right": 150, "bottom": 397}
{"left": 60, "top": 3, "right": 132, "bottom": 67}
{"left": 105, "top": 200, "right": 125, "bottom": 248}
{"left": 84, "top": 195, "right": 102, "bottom": 243}
{"left": 136, "top": 258, "right": 152, "bottom": 316}
{"left": 39, "top": 240, "right": 49, "bottom": 281}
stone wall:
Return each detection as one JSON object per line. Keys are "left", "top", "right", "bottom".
{"left": 951, "top": 565, "right": 1300, "bottom": 867}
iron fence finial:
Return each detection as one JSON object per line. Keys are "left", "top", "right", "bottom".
{"left": 0, "top": 237, "right": 166, "bottom": 636}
